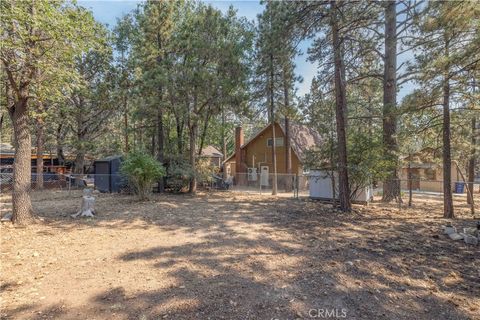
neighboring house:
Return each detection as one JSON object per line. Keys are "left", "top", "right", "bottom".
{"left": 199, "top": 145, "right": 223, "bottom": 168}
{"left": 0, "top": 142, "right": 67, "bottom": 173}
{"left": 398, "top": 151, "right": 468, "bottom": 193}
{"left": 223, "top": 120, "right": 322, "bottom": 183}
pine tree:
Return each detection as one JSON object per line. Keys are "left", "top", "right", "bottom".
{"left": 409, "top": 1, "right": 479, "bottom": 218}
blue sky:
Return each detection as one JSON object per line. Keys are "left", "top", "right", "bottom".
{"left": 78, "top": 0, "right": 316, "bottom": 97}
{"left": 78, "top": 0, "right": 412, "bottom": 100}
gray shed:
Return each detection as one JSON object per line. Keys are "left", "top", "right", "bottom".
{"left": 94, "top": 155, "right": 125, "bottom": 192}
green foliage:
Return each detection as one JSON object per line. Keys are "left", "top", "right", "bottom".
{"left": 1, "top": 1, "right": 101, "bottom": 103}
{"left": 347, "top": 132, "right": 392, "bottom": 198}
{"left": 166, "top": 157, "right": 195, "bottom": 193}
{"left": 196, "top": 158, "right": 219, "bottom": 184}
{"left": 121, "top": 152, "right": 166, "bottom": 200}
{"left": 253, "top": 1, "right": 300, "bottom": 120}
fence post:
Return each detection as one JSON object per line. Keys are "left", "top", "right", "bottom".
{"left": 294, "top": 174, "right": 298, "bottom": 199}
{"left": 259, "top": 173, "right": 261, "bottom": 195}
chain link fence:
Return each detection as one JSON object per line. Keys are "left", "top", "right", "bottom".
{"left": 228, "top": 173, "right": 309, "bottom": 197}
{"left": 0, "top": 173, "right": 131, "bottom": 194}
{"left": 1, "top": 171, "right": 479, "bottom": 204}
{"left": 380, "top": 178, "right": 480, "bottom": 213}
{"left": 391, "top": 178, "right": 480, "bottom": 197}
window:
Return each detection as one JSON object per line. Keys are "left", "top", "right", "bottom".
{"left": 424, "top": 168, "right": 436, "bottom": 180}
{"left": 267, "top": 137, "right": 284, "bottom": 147}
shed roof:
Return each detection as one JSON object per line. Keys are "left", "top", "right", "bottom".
{"left": 96, "top": 155, "right": 123, "bottom": 162}
{"left": 200, "top": 145, "right": 223, "bottom": 158}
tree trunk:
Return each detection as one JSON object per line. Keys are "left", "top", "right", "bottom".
{"left": 221, "top": 108, "right": 227, "bottom": 179}
{"left": 151, "top": 126, "right": 156, "bottom": 157}
{"left": 271, "top": 120, "right": 278, "bottom": 195}
{"left": 157, "top": 107, "right": 165, "bottom": 192}
{"left": 74, "top": 150, "right": 85, "bottom": 175}
{"left": 382, "top": 1, "right": 400, "bottom": 202}
{"left": 269, "top": 52, "right": 278, "bottom": 196}
{"left": 124, "top": 109, "right": 129, "bottom": 153}
{"left": 198, "top": 110, "right": 212, "bottom": 157}
{"left": 157, "top": 107, "right": 164, "bottom": 163}
{"left": 72, "top": 189, "right": 96, "bottom": 218}
{"left": 74, "top": 97, "right": 86, "bottom": 176}
{"left": 442, "top": 61, "right": 454, "bottom": 218}
{"left": 9, "top": 98, "right": 34, "bottom": 224}
{"left": 175, "top": 113, "right": 184, "bottom": 155}
{"left": 408, "top": 155, "right": 413, "bottom": 207}
{"left": 467, "top": 116, "right": 476, "bottom": 205}
{"left": 284, "top": 72, "right": 292, "bottom": 176}
{"left": 35, "top": 118, "right": 44, "bottom": 190}
{"left": 188, "top": 122, "right": 197, "bottom": 193}
{"left": 56, "top": 122, "right": 65, "bottom": 166}
{"left": 285, "top": 117, "right": 292, "bottom": 192}
{"left": 331, "top": 0, "right": 351, "bottom": 212}
{"left": 285, "top": 118, "right": 292, "bottom": 174}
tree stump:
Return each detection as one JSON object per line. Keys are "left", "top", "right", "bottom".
{"left": 72, "top": 189, "right": 96, "bottom": 218}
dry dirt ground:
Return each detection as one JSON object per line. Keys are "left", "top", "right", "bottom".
{"left": 1, "top": 190, "right": 479, "bottom": 320}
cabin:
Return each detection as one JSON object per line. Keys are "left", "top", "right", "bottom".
{"left": 0, "top": 143, "right": 68, "bottom": 174}
{"left": 398, "top": 150, "right": 467, "bottom": 193}
{"left": 0, "top": 143, "right": 71, "bottom": 190}
{"left": 199, "top": 145, "right": 223, "bottom": 168}
{"left": 223, "top": 120, "right": 322, "bottom": 184}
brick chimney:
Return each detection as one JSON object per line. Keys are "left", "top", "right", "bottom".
{"left": 235, "top": 126, "right": 244, "bottom": 174}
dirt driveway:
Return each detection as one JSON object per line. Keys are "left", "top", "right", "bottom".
{"left": 1, "top": 190, "right": 479, "bottom": 320}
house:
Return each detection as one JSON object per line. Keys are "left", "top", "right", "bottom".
{"left": 199, "top": 145, "right": 223, "bottom": 168}
{"left": 0, "top": 142, "right": 68, "bottom": 174}
{"left": 223, "top": 120, "right": 322, "bottom": 184}
{"left": 398, "top": 150, "right": 466, "bottom": 193}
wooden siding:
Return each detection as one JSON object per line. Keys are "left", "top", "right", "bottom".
{"left": 225, "top": 123, "right": 302, "bottom": 176}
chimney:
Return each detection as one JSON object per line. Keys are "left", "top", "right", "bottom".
{"left": 235, "top": 126, "right": 244, "bottom": 174}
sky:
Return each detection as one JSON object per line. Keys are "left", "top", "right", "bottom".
{"left": 77, "top": 0, "right": 316, "bottom": 97}
{"left": 77, "top": 0, "right": 413, "bottom": 100}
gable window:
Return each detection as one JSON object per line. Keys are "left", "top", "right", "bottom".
{"left": 267, "top": 137, "right": 284, "bottom": 147}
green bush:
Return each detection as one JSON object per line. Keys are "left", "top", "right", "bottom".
{"left": 120, "top": 152, "right": 165, "bottom": 200}
{"left": 166, "top": 158, "right": 195, "bottom": 192}
{"left": 196, "top": 158, "right": 219, "bottom": 184}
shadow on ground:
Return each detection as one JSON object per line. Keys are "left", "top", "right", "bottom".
{"left": 1, "top": 191, "right": 479, "bottom": 319}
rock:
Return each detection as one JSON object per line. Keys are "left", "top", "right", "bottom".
{"left": 448, "top": 233, "right": 463, "bottom": 241}
{"left": 1, "top": 213, "right": 12, "bottom": 222}
{"left": 443, "top": 225, "right": 456, "bottom": 235}
{"left": 463, "top": 228, "right": 478, "bottom": 237}
{"left": 32, "top": 252, "right": 39, "bottom": 257}
{"left": 463, "top": 235, "right": 478, "bottom": 245}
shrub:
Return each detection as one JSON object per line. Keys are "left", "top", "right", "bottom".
{"left": 166, "top": 158, "right": 195, "bottom": 192}
{"left": 196, "top": 158, "right": 219, "bottom": 185}
{"left": 120, "top": 152, "right": 165, "bottom": 200}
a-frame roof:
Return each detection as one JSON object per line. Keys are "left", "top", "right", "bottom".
{"left": 224, "top": 121, "right": 323, "bottom": 164}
